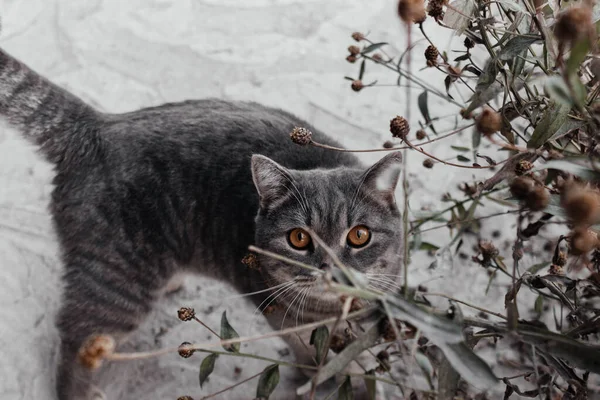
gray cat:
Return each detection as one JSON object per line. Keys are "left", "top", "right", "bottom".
{"left": 0, "top": 45, "right": 403, "bottom": 399}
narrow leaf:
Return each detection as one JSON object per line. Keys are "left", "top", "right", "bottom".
{"left": 535, "top": 159, "right": 600, "bottom": 181}
{"left": 310, "top": 326, "right": 329, "bottom": 364}
{"left": 337, "top": 377, "right": 354, "bottom": 400}
{"left": 438, "top": 342, "right": 499, "bottom": 390}
{"left": 220, "top": 311, "right": 240, "bottom": 352}
{"left": 544, "top": 76, "right": 574, "bottom": 107}
{"left": 451, "top": 145, "right": 470, "bottom": 152}
{"left": 199, "top": 353, "right": 218, "bottom": 388}
{"left": 358, "top": 59, "right": 366, "bottom": 80}
{"left": 364, "top": 370, "right": 377, "bottom": 400}
{"left": 362, "top": 42, "right": 387, "bottom": 54}
{"left": 297, "top": 322, "right": 381, "bottom": 396}
{"left": 566, "top": 38, "right": 590, "bottom": 77}
{"left": 497, "top": 36, "right": 541, "bottom": 61}
{"left": 256, "top": 364, "right": 280, "bottom": 399}
{"left": 457, "top": 155, "right": 471, "bottom": 162}
{"left": 528, "top": 101, "right": 570, "bottom": 148}
{"left": 418, "top": 91, "right": 437, "bottom": 134}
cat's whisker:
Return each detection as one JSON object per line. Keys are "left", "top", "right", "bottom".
{"left": 367, "top": 277, "right": 402, "bottom": 289}
{"left": 253, "top": 280, "right": 297, "bottom": 316}
{"left": 295, "top": 287, "right": 309, "bottom": 327}
{"left": 367, "top": 277, "right": 403, "bottom": 293}
{"left": 225, "top": 280, "right": 292, "bottom": 300}
{"left": 281, "top": 287, "right": 304, "bottom": 329}
{"left": 301, "top": 286, "right": 313, "bottom": 325}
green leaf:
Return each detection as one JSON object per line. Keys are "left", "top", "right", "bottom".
{"left": 256, "top": 364, "right": 280, "bottom": 399}
{"left": 566, "top": 38, "right": 590, "bottom": 77}
{"left": 363, "top": 370, "right": 376, "bottom": 400}
{"left": 220, "top": 311, "right": 240, "bottom": 352}
{"left": 528, "top": 101, "right": 571, "bottom": 148}
{"left": 358, "top": 59, "right": 366, "bottom": 80}
{"left": 362, "top": 42, "right": 387, "bottom": 54}
{"left": 534, "top": 295, "right": 544, "bottom": 315}
{"left": 297, "top": 322, "right": 381, "bottom": 396}
{"left": 418, "top": 91, "right": 437, "bottom": 134}
{"left": 337, "top": 377, "right": 354, "bottom": 400}
{"left": 451, "top": 145, "right": 470, "bottom": 152}
{"left": 199, "top": 353, "right": 218, "bottom": 388}
{"left": 457, "top": 155, "right": 471, "bottom": 162}
{"left": 438, "top": 342, "right": 499, "bottom": 389}
{"left": 415, "top": 352, "right": 435, "bottom": 389}
{"left": 309, "top": 326, "right": 329, "bottom": 364}
{"left": 497, "top": 36, "right": 542, "bottom": 61}
{"left": 527, "top": 262, "right": 550, "bottom": 275}
{"left": 535, "top": 159, "right": 600, "bottom": 181}
{"left": 445, "top": 0, "right": 476, "bottom": 34}
{"left": 545, "top": 76, "right": 574, "bottom": 107}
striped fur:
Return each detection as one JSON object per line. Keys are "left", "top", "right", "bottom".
{"left": 0, "top": 47, "right": 404, "bottom": 399}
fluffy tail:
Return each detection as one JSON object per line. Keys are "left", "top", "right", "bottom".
{"left": 0, "top": 48, "right": 101, "bottom": 166}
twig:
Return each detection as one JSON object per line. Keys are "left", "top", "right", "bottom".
{"left": 200, "top": 370, "right": 263, "bottom": 400}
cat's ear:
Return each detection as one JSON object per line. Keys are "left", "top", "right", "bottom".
{"left": 251, "top": 155, "right": 292, "bottom": 209}
{"left": 361, "top": 151, "right": 403, "bottom": 202}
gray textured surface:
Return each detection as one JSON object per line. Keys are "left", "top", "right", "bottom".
{"left": 0, "top": 1, "right": 534, "bottom": 399}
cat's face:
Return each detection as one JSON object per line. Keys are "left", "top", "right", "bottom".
{"left": 251, "top": 152, "right": 403, "bottom": 322}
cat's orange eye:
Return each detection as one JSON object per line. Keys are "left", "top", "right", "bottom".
{"left": 288, "top": 228, "right": 312, "bottom": 250}
{"left": 347, "top": 225, "right": 371, "bottom": 248}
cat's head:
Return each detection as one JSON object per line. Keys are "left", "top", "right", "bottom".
{"left": 251, "top": 152, "right": 403, "bottom": 321}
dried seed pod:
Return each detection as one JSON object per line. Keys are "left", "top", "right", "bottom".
{"left": 348, "top": 45, "right": 360, "bottom": 56}
{"left": 78, "top": 335, "right": 116, "bottom": 370}
{"left": 515, "top": 160, "right": 534, "bottom": 176}
{"left": 476, "top": 107, "right": 502, "bottom": 136}
{"left": 346, "top": 55, "right": 357, "bottom": 63}
{"left": 290, "top": 127, "right": 313, "bottom": 146}
{"left": 351, "top": 80, "right": 364, "bottom": 92}
{"left": 398, "top": 0, "right": 426, "bottom": 24}
{"left": 525, "top": 186, "right": 550, "bottom": 211}
{"left": 464, "top": 37, "right": 475, "bottom": 49}
{"left": 372, "top": 53, "right": 383, "bottom": 62}
{"left": 554, "top": 6, "right": 593, "bottom": 48}
{"left": 351, "top": 32, "right": 365, "bottom": 42}
{"left": 553, "top": 251, "right": 567, "bottom": 267}
{"left": 178, "top": 342, "right": 195, "bottom": 358}
{"left": 570, "top": 229, "right": 599, "bottom": 255}
{"left": 427, "top": 0, "right": 445, "bottom": 20}
{"left": 561, "top": 185, "right": 600, "bottom": 227}
{"left": 416, "top": 129, "right": 426, "bottom": 140}
{"left": 383, "top": 140, "right": 394, "bottom": 149}
{"left": 424, "top": 45, "right": 439, "bottom": 65}
{"left": 178, "top": 307, "right": 196, "bottom": 322}
{"left": 241, "top": 253, "right": 260, "bottom": 270}
{"left": 479, "top": 240, "right": 499, "bottom": 262}
{"left": 390, "top": 116, "right": 410, "bottom": 138}
{"left": 423, "top": 158, "right": 434, "bottom": 169}
{"left": 509, "top": 176, "right": 536, "bottom": 200}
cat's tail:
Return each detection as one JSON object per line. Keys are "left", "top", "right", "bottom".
{"left": 0, "top": 48, "right": 102, "bottom": 166}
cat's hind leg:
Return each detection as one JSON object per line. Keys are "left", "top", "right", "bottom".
{"left": 54, "top": 249, "right": 166, "bottom": 400}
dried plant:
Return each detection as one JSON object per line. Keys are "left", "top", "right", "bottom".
{"left": 77, "top": 0, "right": 600, "bottom": 398}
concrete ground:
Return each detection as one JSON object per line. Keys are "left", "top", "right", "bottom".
{"left": 0, "top": 1, "right": 537, "bottom": 399}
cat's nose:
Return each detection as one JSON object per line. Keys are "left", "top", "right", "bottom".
{"left": 319, "top": 263, "right": 331, "bottom": 271}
